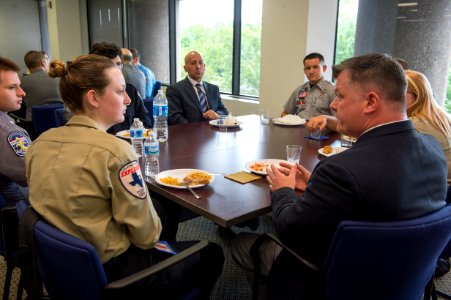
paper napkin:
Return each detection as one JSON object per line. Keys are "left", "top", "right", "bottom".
{"left": 225, "top": 171, "right": 262, "bottom": 184}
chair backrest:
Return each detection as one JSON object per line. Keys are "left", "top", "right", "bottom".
{"left": 324, "top": 205, "right": 451, "bottom": 300}
{"left": 143, "top": 99, "right": 154, "bottom": 127}
{"left": 152, "top": 80, "right": 162, "bottom": 98}
{"left": 53, "top": 107, "right": 66, "bottom": 127}
{"left": 32, "top": 103, "right": 64, "bottom": 138}
{"left": 34, "top": 219, "right": 108, "bottom": 300}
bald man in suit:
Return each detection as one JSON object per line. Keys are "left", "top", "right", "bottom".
{"left": 167, "top": 51, "right": 228, "bottom": 125}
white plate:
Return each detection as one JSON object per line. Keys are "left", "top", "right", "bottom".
{"left": 209, "top": 119, "right": 242, "bottom": 128}
{"left": 272, "top": 118, "right": 306, "bottom": 126}
{"left": 116, "top": 129, "right": 153, "bottom": 140}
{"left": 245, "top": 159, "right": 288, "bottom": 175}
{"left": 155, "top": 169, "right": 214, "bottom": 189}
{"left": 318, "top": 146, "right": 348, "bottom": 157}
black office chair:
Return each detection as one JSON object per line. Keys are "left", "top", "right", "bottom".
{"left": 20, "top": 206, "right": 208, "bottom": 300}
{"left": 0, "top": 193, "right": 22, "bottom": 300}
{"left": 250, "top": 205, "right": 451, "bottom": 300}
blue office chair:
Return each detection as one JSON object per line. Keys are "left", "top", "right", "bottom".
{"left": 143, "top": 99, "right": 154, "bottom": 127}
{"left": 53, "top": 107, "right": 66, "bottom": 127}
{"left": 152, "top": 80, "right": 162, "bottom": 98}
{"left": 431, "top": 187, "right": 451, "bottom": 299}
{"left": 32, "top": 103, "right": 64, "bottom": 138}
{"left": 0, "top": 193, "right": 21, "bottom": 300}
{"left": 251, "top": 205, "right": 451, "bottom": 300}
{"left": 21, "top": 206, "right": 207, "bottom": 300}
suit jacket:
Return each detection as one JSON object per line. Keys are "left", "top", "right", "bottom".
{"left": 166, "top": 77, "right": 228, "bottom": 125}
{"left": 21, "top": 70, "right": 62, "bottom": 121}
{"left": 268, "top": 120, "right": 448, "bottom": 299}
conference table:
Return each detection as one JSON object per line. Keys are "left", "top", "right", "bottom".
{"left": 146, "top": 114, "right": 340, "bottom": 227}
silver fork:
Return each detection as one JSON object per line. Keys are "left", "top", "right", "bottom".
{"left": 181, "top": 182, "right": 201, "bottom": 199}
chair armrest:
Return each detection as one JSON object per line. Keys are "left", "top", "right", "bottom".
{"left": 264, "top": 233, "right": 319, "bottom": 272}
{"left": 104, "top": 239, "right": 209, "bottom": 290}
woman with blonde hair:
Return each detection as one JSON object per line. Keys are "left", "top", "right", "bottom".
{"left": 405, "top": 70, "right": 451, "bottom": 183}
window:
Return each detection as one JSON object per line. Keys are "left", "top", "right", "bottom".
{"left": 177, "top": 0, "right": 262, "bottom": 98}
{"left": 178, "top": 0, "right": 234, "bottom": 93}
{"left": 335, "top": 0, "right": 451, "bottom": 111}
{"left": 89, "top": 0, "right": 262, "bottom": 98}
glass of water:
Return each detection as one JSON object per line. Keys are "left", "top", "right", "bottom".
{"left": 286, "top": 145, "right": 302, "bottom": 164}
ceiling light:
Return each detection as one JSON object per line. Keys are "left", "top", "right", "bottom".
{"left": 398, "top": 2, "right": 418, "bottom": 7}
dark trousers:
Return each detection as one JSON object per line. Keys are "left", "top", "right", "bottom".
{"left": 103, "top": 242, "right": 224, "bottom": 299}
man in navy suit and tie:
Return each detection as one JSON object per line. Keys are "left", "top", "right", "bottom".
{"left": 167, "top": 51, "right": 228, "bottom": 125}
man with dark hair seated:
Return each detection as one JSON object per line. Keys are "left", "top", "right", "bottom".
{"left": 0, "top": 56, "right": 31, "bottom": 205}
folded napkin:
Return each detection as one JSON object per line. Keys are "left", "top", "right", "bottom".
{"left": 225, "top": 171, "right": 262, "bottom": 184}
{"left": 304, "top": 135, "right": 330, "bottom": 141}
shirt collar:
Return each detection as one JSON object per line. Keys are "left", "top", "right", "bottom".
{"left": 187, "top": 76, "right": 203, "bottom": 87}
{"left": 360, "top": 120, "right": 409, "bottom": 137}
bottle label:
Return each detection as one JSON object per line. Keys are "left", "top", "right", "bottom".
{"left": 135, "top": 129, "right": 144, "bottom": 138}
{"left": 153, "top": 104, "right": 168, "bottom": 117}
{"left": 161, "top": 105, "right": 168, "bottom": 117}
{"left": 145, "top": 141, "right": 159, "bottom": 155}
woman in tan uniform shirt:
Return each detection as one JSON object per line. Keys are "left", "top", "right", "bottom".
{"left": 26, "top": 54, "right": 223, "bottom": 299}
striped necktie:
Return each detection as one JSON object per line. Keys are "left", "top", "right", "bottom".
{"left": 196, "top": 83, "right": 208, "bottom": 112}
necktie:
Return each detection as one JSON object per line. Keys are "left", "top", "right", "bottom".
{"left": 196, "top": 84, "right": 208, "bottom": 112}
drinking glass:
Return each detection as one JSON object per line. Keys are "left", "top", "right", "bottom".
{"left": 260, "top": 109, "right": 270, "bottom": 125}
{"left": 310, "top": 129, "right": 322, "bottom": 139}
{"left": 217, "top": 116, "right": 228, "bottom": 133}
{"left": 286, "top": 145, "right": 302, "bottom": 164}
{"left": 341, "top": 134, "right": 356, "bottom": 148}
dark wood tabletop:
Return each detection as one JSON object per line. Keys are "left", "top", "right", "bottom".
{"left": 146, "top": 114, "right": 340, "bottom": 227}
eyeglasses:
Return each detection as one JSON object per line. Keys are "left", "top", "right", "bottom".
{"left": 116, "top": 62, "right": 123, "bottom": 69}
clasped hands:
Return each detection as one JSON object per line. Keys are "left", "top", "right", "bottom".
{"left": 266, "top": 162, "right": 311, "bottom": 192}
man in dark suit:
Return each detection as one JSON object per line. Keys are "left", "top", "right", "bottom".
{"left": 167, "top": 51, "right": 228, "bottom": 125}
{"left": 232, "top": 53, "right": 448, "bottom": 299}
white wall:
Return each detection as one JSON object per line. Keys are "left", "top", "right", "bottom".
{"left": 306, "top": 0, "right": 338, "bottom": 82}
{"left": 0, "top": 0, "right": 41, "bottom": 73}
{"left": 47, "top": 0, "right": 88, "bottom": 62}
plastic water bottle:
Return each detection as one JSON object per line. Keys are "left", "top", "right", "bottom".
{"left": 130, "top": 118, "right": 144, "bottom": 156}
{"left": 144, "top": 133, "right": 159, "bottom": 180}
{"left": 153, "top": 90, "right": 168, "bottom": 142}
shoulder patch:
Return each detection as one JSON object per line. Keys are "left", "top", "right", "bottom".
{"left": 119, "top": 160, "right": 147, "bottom": 199}
{"left": 7, "top": 131, "right": 31, "bottom": 157}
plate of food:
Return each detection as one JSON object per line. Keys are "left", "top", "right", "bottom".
{"left": 116, "top": 129, "right": 153, "bottom": 139}
{"left": 209, "top": 117, "right": 242, "bottom": 128}
{"left": 245, "top": 159, "right": 287, "bottom": 175}
{"left": 272, "top": 115, "right": 306, "bottom": 126}
{"left": 318, "top": 146, "right": 348, "bottom": 157}
{"left": 155, "top": 169, "right": 214, "bottom": 189}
